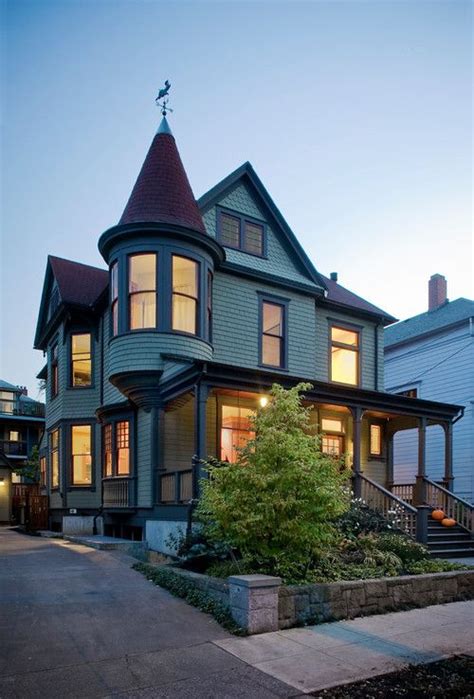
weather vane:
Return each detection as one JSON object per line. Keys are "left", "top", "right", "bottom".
{"left": 155, "top": 80, "right": 173, "bottom": 116}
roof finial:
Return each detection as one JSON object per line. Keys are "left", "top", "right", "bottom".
{"left": 155, "top": 79, "right": 173, "bottom": 117}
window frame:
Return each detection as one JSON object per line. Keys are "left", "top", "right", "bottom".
{"left": 217, "top": 207, "right": 267, "bottom": 258}
{"left": 328, "top": 320, "right": 362, "bottom": 387}
{"left": 218, "top": 399, "right": 256, "bottom": 464}
{"left": 258, "top": 293, "right": 289, "bottom": 371}
{"left": 110, "top": 260, "right": 119, "bottom": 337}
{"left": 69, "top": 332, "right": 93, "bottom": 389}
{"left": 320, "top": 414, "right": 345, "bottom": 458}
{"left": 102, "top": 418, "right": 133, "bottom": 479}
{"left": 50, "top": 342, "right": 59, "bottom": 399}
{"left": 171, "top": 254, "right": 200, "bottom": 337}
{"left": 70, "top": 423, "right": 93, "bottom": 487}
{"left": 128, "top": 252, "right": 158, "bottom": 331}
{"left": 40, "top": 455, "right": 46, "bottom": 488}
{"left": 50, "top": 428, "right": 60, "bottom": 490}
{"left": 368, "top": 421, "right": 386, "bottom": 460}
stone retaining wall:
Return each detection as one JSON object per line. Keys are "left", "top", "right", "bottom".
{"left": 278, "top": 570, "right": 474, "bottom": 629}
{"left": 160, "top": 566, "right": 474, "bottom": 634}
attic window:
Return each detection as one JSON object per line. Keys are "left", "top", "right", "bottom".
{"left": 218, "top": 210, "right": 265, "bottom": 257}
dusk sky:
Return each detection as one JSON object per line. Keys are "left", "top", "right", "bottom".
{"left": 1, "top": 0, "right": 472, "bottom": 398}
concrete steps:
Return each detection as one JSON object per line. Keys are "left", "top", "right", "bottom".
{"left": 426, "top": 519, "right": 474, "bottom": 558}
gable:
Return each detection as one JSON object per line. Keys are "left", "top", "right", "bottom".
{"left": 198, "top": 163, "right": 326, "bottom": 294}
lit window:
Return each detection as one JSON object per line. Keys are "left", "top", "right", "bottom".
{"left": 370, "top": 424, "right": 382, "bottom": 457}
{"left": 321, "top": 435, "right": 343, "bottom": 457}
{"left": 50, "top": 428, "right": 59, "bottom": 488}
{"left": 9, "top": 430, "right": 20, "bottom": 442}
{"left": 219, "top": 211, "right": 264, "bottom": 256}
{"left": 71, "top": 425, "right": 92, "bottom": 485}
{"left": 396, "top": 388, "right": 418, "bottom": 398}
{"left": 220, "top": 405, "right": 255, "bottom": 463}
{"left": 330, "top": 326, "right": 359, "bottom": 385}
{"left": 40, "top": 456, "right": 46, "bottom": 487}
{"left": 172, "top": 256, "right": 198, "bottom": 335}
{"left": 116, "top": 421, "right": 130, "bottom": 475}
{"left": 111, "top": 261, "right": 119, "bottom": 335}
{"left": 71, "top": 334, "right": 92, "bottom": 387}
{"left": 51, "top": 343, "right": 59, "bottom": 397}
{"left": 103, "top": 424, "right": 112, "bottom": 477}
{"left": 261, "top": 301, "right": 285, "bottom": 368}
{"left": 129, "top": 254, "right": 156, "bottom": 329}
{"left": 321, "top": 418, "right": 343, "bottom": 433}
{"left": 0, "top": 391, "right": 14, "bottom": 413}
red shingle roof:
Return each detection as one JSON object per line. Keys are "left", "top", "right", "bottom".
{"left": 119, "top": 121, "right": 206, "bottom": 234}
{"left": 49, "top": 256, "right": 108, "bottom": 307}
{"left": 321, "top": 274, "right": 396, "bottom": 322}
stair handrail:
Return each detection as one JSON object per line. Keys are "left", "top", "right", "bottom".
{"left": 359, "top": 474, "right": 417, "bottom": 538}
{"left": 423, "top": 477, "right": 473, "bottom": 534}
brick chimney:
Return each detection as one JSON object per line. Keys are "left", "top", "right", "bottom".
{"left": 428, "top": 274, "right": 447, "bottom": 311}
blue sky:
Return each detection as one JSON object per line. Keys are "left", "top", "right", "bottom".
{"left": 1, "top": 0, "right": 472, "bottom": 397}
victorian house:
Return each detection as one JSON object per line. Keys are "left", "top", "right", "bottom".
{"left": 34, "top": 110, "right": 473, "bottom": 556}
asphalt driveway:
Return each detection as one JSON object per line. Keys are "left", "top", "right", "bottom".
{"left": 0, "top": 528, "right": 295, "bottom": 698}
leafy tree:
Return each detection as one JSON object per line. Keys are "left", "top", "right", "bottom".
{"left": 196, "top": 383, "right": 351, "bottom": 579}
{"left": 13, "top": 445, "right": 40, "bottom": 482}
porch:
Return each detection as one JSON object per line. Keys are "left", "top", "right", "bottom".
{"left": 153, "top": 364, "right": 472, "bottom": 554}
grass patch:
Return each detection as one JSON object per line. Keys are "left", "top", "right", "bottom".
{"left": 132, "top": 562, "right": 246, "bottom": 635}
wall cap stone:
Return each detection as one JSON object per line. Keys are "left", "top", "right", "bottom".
{"left": 228, "top": 574, "right": 281, "bottom": 588}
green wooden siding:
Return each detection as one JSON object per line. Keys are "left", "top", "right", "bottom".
{"left": 137, "top": 410, "right": 153, "bottom": 507}
{"left": 163, "top": 395, "right": 194, "bottom": 472}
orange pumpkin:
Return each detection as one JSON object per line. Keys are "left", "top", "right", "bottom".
{"left": 441, "top": 518, "right": 456, "bottom": 527}
{"left": 431, "top": 510, "right": 445, "bottom": 521}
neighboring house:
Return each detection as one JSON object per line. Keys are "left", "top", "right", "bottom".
{"left": 0, "top": 379, "right": 45, "bottom": 522}
{"left": 33, "top": 111, "right": 470, "bottom": 555}
{"left": 385, "top": 275, "right": 474, "bottom": 504}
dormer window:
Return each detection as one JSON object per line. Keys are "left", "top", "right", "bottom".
{"left": 129, "top": 254, "right": 157, "bottom": 330}
{"left": 218, "top": 210, "right": 265, "bottom": 257}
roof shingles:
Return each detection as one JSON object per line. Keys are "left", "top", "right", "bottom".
{"left": 385, "top": 298, "right": 474, "bottom": 347}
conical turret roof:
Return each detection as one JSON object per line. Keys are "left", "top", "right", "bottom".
{"left": 119, "top": 117, "right": 206, "bottom": 234}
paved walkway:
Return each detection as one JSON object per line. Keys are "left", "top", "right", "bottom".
{"left": 1, "top": 527, "right": 472, "bottom": 698}
{"left": 216, "top": 600, "right": 474, "bottom": 694}
{"left": 0, "top": 528, "right": 294, "bottom": 698}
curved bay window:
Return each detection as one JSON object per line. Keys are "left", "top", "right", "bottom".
{"left": 172, "top": 255, "right": 198, "bottom": 335}
{"left": 111, "top": 262, "right": 119, "bottom": 336}
{"left": 129, "top": 254, "right": 156, "bottom": 330}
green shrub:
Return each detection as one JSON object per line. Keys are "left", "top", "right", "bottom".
{"left": 337, "top": 499, "right": 395, "bottom": 537}
{"left": 196, "top": 383, "right": 351, "bottom": 581}
{"left": 404, "top": 559, "right": 469, "bottom": 575}
{"left": 377, "top": 532, "right": 430, "bottom": 563}
{"left": 133, "top": 562, "right": 245, "bottom": 634}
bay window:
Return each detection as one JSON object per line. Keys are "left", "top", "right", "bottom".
{"left": 71, "top": 333, "right": 92, "bottom": 387}
{"left": 172, "top": 255, "right": 198, "bottom": 334}
{"left": 71, "top": 425, "right": 92, "bottom": 485}
{"left": 129, "top": 254, "right": 156, "bottom": 329}
{"left": 330, "top": 325, "right": 360, "bottom": 386}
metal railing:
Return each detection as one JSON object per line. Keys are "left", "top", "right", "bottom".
{"left": 359, "top": 474, "right": 418, "bottom": 539}
{"left": 392, "top": 483, "right": 414, "bottom": 504}
{"left": 423, "top": 477, "right": 473, "bottom": 534}
{"left": 0, "top": 440, "right": 27, "bottom": 456}
{"left": 0, "top": 401, "right": 45, "bottom": 417}
{"left": 102, "top": 477, "right": 135, "bottom": 508}
{"left": 159, "top": 470, "right": 193, "bottom": 504}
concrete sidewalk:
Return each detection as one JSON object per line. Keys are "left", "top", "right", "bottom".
{"left": 215, "top": 600, "right": 474, "bottom": 694}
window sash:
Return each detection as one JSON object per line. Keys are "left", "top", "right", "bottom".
{"left": 128, "top": 254, "right": 157, "bottom": 330}
{"left": 243, "top": 221, "right": 263, "bottom": 255}
{"left": 50, "top": 429, "right": 59, "bottom": 488}
{"left": 261, "top": 301, "right": 285, "bottom": 368}
{"left": 219, "top": 211, "right": 265, "bottom": 256}
{"left": 370, "top": 424, "right": 383, "bottom": 456}
{"left": 71, "top": 425, "right": 92, "bottom": 485}
{"left": 321, "top": 434, "right": 344, "bottom": 457}
{"left": 71, "top": 334, "right": 92, "bottom": 387}
{"left": 103, "top": 421, "right": 130, "bottom": 477}
{"left": 330, "top": 326, "right": 360, "bottom": 386}
{"left": 40, "top": 456, "right": 46, "bottom": 487}
{"left": 172, "top": 256, "right": 199, "bottom": 335}
{"left": 220, "top": 405, "right": 255, "bottom": 463}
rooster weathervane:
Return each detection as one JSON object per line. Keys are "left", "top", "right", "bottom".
{"left": 155, "top": 80, "right": 173, "bottom": 116}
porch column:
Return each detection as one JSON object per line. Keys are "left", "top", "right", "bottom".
{"left": 386, "top": 433, "right": 394, "bottom": 491}
{"left": 414, "top": 417, "right": 427, "bottom": 506}
{"left": 351, "top": 407, "right": 363, "bottom": 498}
{"left": 193, "top": 382, "right": 209, "bottom": 498}
{"left": 443, "top": 421, "right": 454, "bottom": 491}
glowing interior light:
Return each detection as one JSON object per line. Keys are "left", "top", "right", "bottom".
{"left": 259, "top": 396, "right": 269, "bottom": 408}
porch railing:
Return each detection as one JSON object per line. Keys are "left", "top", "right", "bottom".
{"left": 359, "top": 474, "right": 418, "bottom": 539}
{"left": 158, "top": 470, "right": 193, "bottom": 504}
{"left": 102, "top": 477, "right": 135, "bottom": 508}
{"left": 0, "top": 440, "right": 28, "bottom": 456}
{"left": 423, "top": 477, "right": 473, "bottom": 534}
{"left": 392, "top": 483, "right": 414, "bottom": 504}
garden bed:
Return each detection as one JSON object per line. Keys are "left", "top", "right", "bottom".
{"left": 310, "top": 654, "right": 474, "bottom": 698}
